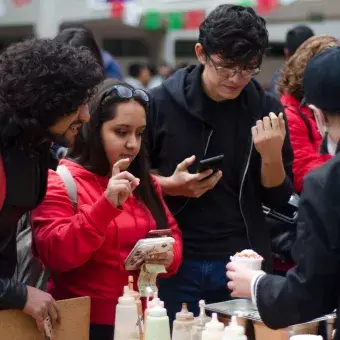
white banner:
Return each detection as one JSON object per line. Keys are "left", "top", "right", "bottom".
{"left": 86, "top": 0, "right": 111, "bottom": 10}
{"left": 123, "top": 1, "right": 142, "bottom": 27}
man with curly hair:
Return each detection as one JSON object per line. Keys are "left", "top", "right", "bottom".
{"left": 146, "top": 4, "right": 294, "bottom": 321}
{"left": 0, "top": 38, "right": 103, "bottom": 332}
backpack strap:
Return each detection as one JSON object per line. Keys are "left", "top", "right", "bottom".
{"left": 56, "top": 164, "right": 78, "bottom": 212}
{"left": 284, "top": 104, "right": 314, "bottom": 144}
{"left": 0, "top": 155, "right": 6, "bottom": 211}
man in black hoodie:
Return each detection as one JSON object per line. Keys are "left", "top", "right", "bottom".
{"left": 146, "top": 5, "right": 294, "bottom": 321}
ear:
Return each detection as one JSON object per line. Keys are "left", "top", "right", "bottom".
{"left": 283, "top": 48, "right": 290, "bottom": 58}
{"left": 309, "top": 104, "right": 327, "bottom": 137}
{"left": 195, "top": 43, "right": 207, "bottom": 65}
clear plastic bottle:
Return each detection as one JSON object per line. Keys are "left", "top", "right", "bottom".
{"left": 114, "top": 286, "right": 140, "bottom": 340}
{"left": 172, "top": 303, "right": 195, "bottom": 340}
{"left": 222, "top": 316, "right": 247, "bottom": 340}
{"left": 191, "top": 300, "right": 212, "bottom": 340}
{"left": 202, "top": 313, "right": 224, "bottom": 340}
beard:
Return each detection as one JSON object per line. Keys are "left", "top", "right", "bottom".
{"left": 47, "top": 120, "right": 83, "bottom": 147}
{"left": 51, "top": 132, "right": 72, "bottom": 147}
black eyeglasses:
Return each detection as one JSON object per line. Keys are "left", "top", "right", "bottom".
{"left": 102, "top": 85, "right": 149, "bottom": 104}
{"left": 207, "top": 55, "right": 261, "bottom": 79}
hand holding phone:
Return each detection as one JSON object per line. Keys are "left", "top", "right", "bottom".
{"left": 125, "top": 237, "right": 175, "bottom": 271}
{"left": 164, "top": 155, "right": 223, "bottom": 198}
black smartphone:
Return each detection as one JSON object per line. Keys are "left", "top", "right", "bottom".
{"left": 197, "top": 154, "right": 224, "bottom": 174}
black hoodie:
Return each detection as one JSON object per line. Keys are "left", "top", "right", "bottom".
{"left": 147, "top": 65, "right": 293, "bottom": 269}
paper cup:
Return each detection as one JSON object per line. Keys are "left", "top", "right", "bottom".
{"left": 230, "top": 256, "right": 263, "bottom": 270}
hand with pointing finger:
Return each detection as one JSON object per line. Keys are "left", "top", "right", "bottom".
{"left": 165, "top": 155, "right": 222, "bottom": 198}
{"left": 252, "top": 112, "right": 286, "bottom": 163}
{"left": 105, "top": 158, "right": 140, "bottom": 207}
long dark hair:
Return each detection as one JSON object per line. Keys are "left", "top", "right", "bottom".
{"left": 69, "top": 78, "right": 168, "bottom": 229}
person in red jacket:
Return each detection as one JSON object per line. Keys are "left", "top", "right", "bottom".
{"left": 277, "top": 35, "right": 340, "bottom": 193}
{"left": 32, "top": 78, "right": 183, "bottom": 340}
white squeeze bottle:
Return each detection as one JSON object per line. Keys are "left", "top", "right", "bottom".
{"left": 191, "top": 300, "right": 212, "bottom": 340}
{"left": 172, "top": 303, "right": 195, "bottom": 340}
{"left": 145, "top": 298, "right": 171, "bottom": 340}
{"left": 202, "top": 313, "right": 224, "bottom": 340}
{"left": 144, "top": 290, "right": 158, "bottom": 322}
{"left": 222, "top": 316, "right": 247, "bottom": 340}
{"left": 114, "top": 286, "right": 140, "bottom": 340}
{"left": 128, "top": 276, "right": 144, "bottom": 340}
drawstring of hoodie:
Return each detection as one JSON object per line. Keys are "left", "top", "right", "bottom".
{"left": 173, "top": 126, "right": 214, "bottom": 216}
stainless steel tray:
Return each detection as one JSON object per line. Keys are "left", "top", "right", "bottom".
{"left": 205, "top": 299, "right": 336, "bottom": 325}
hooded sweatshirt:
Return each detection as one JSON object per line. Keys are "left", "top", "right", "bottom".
{"left": 281, "top": 93, "right": 331, "bottom": 193}
{"left": 32, "top": 159, "right": 182, "bottom": 326}
{"left": 147, "top": 64, "right": 293, "bottom": 268}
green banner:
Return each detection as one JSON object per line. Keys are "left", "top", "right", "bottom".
{"left": 144, "top": 11, "right": 162, "bottom": 30}
{"left": 240, "top": 0, "right": 255, "bottom": 6}
{"left": 167, "top": 12, "right": 184, "bottom": 30}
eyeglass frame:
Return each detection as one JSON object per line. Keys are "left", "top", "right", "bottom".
{"left": 206, "top": 54, "right": 261, "bottom": 79}
{"left": 100, "top": 85, "right": 150, "bottom": 106}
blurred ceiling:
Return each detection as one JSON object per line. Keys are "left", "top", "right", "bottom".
{"left": 263, "top": 0, "right": 340, "bottom": 22}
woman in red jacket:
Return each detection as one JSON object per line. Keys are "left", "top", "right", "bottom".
{"left": 278, "top": 35, "right": 339, "bottom": 193}
{"left": 32, "top": 78, "right": 183, "bottom": 340}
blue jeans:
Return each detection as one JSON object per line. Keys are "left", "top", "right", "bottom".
{"left": 158, "top": 259, "right": 231, "bottom": 325}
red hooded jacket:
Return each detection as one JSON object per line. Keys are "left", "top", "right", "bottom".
{"left": 282, "top": 93, "right": 331, "bottom": 193}
{"left": 32, "top": 159, "right": 182, "bottom": 326}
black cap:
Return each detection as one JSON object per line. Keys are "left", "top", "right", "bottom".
{"left": 303, "top": 46, "right": 340, "bottom": 113}
{"left": 286, "top": 25, "right": 314, "bottom": 55}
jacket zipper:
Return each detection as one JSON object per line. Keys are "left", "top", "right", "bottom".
{"left": 239, "top": 136, "right": 253, "bottom": 249}
{"left": 204, "top": 129, "right": 214, "bottom": 157}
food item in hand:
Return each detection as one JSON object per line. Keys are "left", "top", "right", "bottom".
{"left": 230, "top": 249, "right": 263, "bottom": 270}
{"left": 232, "top": 249, "right": 263, "bottom": 260}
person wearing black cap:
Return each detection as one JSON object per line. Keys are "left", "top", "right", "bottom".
{"left": 226, "top": 46, "right": 340, "bottom": 339}
{"left": 268, "top": 25, "right": 314, "bottom": 97}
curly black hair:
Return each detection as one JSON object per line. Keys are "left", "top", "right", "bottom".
{"left": 55, "top": 27, "right": 104, "bottom": 69}
{"left": 199, "top": 5, "right": 269, "bottom": 68}
{"left": 0, "top": 38, "right": 103, "bottom": 149}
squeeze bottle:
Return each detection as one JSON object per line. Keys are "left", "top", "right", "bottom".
{"left": 202, "top": 313, "right": 224, "bottom": 340}
{"left": 114, "top": 286, "right": 140, "bottom": 340}
{"left": 172, "top": 303, "right": 195, "bottom": 340}
{"left": 145, "top": 298, "right": 171, "bottom": 340}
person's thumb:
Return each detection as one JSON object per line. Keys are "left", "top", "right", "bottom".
{"left": 176, "top": 155, "right": 196, "bottom": 172}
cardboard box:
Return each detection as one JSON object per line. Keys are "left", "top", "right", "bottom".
{"left": 219, "top": 315, "right": 319, "bottom": 340}
{"left": 253, "top": 320, "right": 318, "bottom": 340}
{"left": 0, "top": 296, "right": 90, "bottom": 340}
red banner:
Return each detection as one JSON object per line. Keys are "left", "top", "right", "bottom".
{"left": 184, "top": 10, "right": 205, "bottom": 30}
{"left": 111, "top": 2, "right": 124, "bottom": 18}
{"left": 257, "top": 0, "right": 279, "bottom": 15}
{"left": 12, "top": 0, "right": 31, "bottom": 7}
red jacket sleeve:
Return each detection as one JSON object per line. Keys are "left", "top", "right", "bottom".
{"left": 32, "top": 170, "right": 122, "bottom": 273}
{"left": 152, "top": 176, "right": 183, "bottom": 276}
{"left": 286, "top": 107, "right": 331, "bottom": 193}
